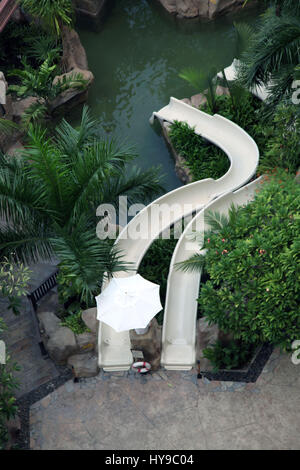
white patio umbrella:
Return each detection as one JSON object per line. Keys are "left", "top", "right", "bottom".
{"left": 96, "top": 274, "right": 163, "bottom": 333}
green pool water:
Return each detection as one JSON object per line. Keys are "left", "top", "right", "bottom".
{"left": 73, "top": 0, "right": 260, "bottom": 191}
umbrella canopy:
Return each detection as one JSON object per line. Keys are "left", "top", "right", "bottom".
{"left": 96, "top": 274, "right": 163, "bottom": 333}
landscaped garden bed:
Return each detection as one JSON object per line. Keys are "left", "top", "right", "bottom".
{"left": 200, "top": 342, "right": 274, "bottom": 383}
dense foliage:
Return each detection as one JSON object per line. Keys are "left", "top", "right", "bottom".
{"left": 60, "top": 311, "right": 88, "bottom": 334}
{"left": 0, "top": 353, "right": 20, "bottom": 450}
{"left": 0, "top": 23, "right": 61, "bottom": 75}
{"left": 0, "top": 260, "right": 31, "bottom": 315}
{"left": 0, "top": 312, "right": 19, "bottom": 449}
{"left": 170, "top": 93, "right": 300, "bottom": 181}
{"left": 203, "top": 339, "right": 257, "bottom": 371}
{"left": 238, "top": 2, "right": 300, "bottom": 111}
{"left": 138, "top": 237, "right": 178, "bottom": 324}
{"left": 21, "top": 0, "right": 74, "bottom": 36}
{"left": 9, "top": 58, "right": 87, "bottom": 125}
{"left": 169, "top": 120, "right": 230, "bottom": 182}
{"left": 0, "top": 107, "right": 164, "bottom": 309}
{"left": 180, "top": 172, "right": 300, "bottom": 349}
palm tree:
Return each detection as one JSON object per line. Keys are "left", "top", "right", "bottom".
{"left": 179, "top": 67, "right": 218, "bottom": 113}
{"left": 20, "top": 0, "right": 74, "bottom": 36}
{"left": 238, "top": 4, "right": 300, "bottom": 109}
{"left": 0, "top": 106, "right": 164, "bottom": 306}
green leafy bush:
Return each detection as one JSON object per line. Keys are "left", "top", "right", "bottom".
{"left": 0, "top": 23, "right": 61, "bottom": 75}
{"left": 203, "top": 339, "right": 258, "bottom": 371}
{"left": 0, "top": 260, "right": 31, "bottom": 315}
{"left": 169, "top": 120, "right": 230, "bottom": 181}
{"left": 182, "top": 171, "right": 300, "bottom": 349}
{"left": 138, "top": 237, "right": 178, "bottom": 324}
{"left": 21, "top": 0, "right": 74, "bottom": 36}
{"left": 168, "top": 92, "right": 268, "bottom": 182}
{"left": 255, "top": 105, "right": 300, "bottom": 175}
{"left": 0, "top": 322, "right": 20, "bottom": 449}
{"left": 60, "top": 311, "right": 89, "bottom": 334}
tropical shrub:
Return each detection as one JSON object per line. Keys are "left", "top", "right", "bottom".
{"left": 60, "top": 311, "right": 88, "bottom": 334}
{"left": 9, "top": 58, "right": 87, "bottom": 125}
{"left": 256, "top": 104, "right": 300, "bottom": 175}
{"left": 168, "top": 92, "right": 268, "bottom": 182}
{"left": 179, "top": 171, "right": 300, "bottom": 349}
{"left": 0, "top": 260, "right": 31, "bottom": 315}
{"left": 0, "top": 106, "right": 164, "bottom": 308}
{"left": 138, "top": 237, "right": 178, "bottom": 324}
{"left": 238, "top": 3, "right": 300, "bottom": 111}
{"left": 21, "top": 0, "right": 74, "bottom": 36}
{"left": 0, "top": 354, "right": 20, "bottom": 450}
{"left": 0, "top": 23, "right": 61, "bottom": 75}
{"left": 203, "top": 339, "right": 258, "bottom": 371}
{"left": 0, "top": 322, "right": 20, "bottom": 450}
{"left": 169, "top": 120, "right": 230, "bottom": 181}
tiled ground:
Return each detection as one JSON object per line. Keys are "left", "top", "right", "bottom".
{"left": 1, "top": 263, "right": 60, "bottom": 397}
{"left": 30, "top": 350, "right": 300, "bottom": 450}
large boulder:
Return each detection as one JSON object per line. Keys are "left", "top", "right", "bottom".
{"left": 130, "top": 318, "right": 162, "bottom": 371}
{"left": 38, "top": 311, "right": 61, "bottom": 338}
{"left": 161, "top": 121, "right": 192, "bottom": 184}
{"left": 68, "top": 352, "right": 99, "bottom": 378}
{"left": 81, "top": 307, "right": 98, "bottom": 334}
{"left": 61, "top": 26, "right": 89, "bottom": 72}
{"left": 75, "top": 332, "right": 96, "bottom": 353}
{"left": 47, "top": 327, "right": 77, "bottom": 364}
{"left": 157, "top": 0, "right": 256, "bottom": 19}
{"left": 50, "top": 68, "right": 94, "bottom": 115}
{"left": 74, "top": 0, "right": 108, "bottom": 18}
{"left": 11, "top": 96, "right": 42, "bottom": 123}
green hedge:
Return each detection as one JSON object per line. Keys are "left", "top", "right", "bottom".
{"left": 198, "top": 171, "right": 300, "bottom": 349}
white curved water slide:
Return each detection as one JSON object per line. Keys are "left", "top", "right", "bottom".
{"left": 161, "top": 177, "right": 261, "bottom": 369}
{"left": 98, "top": 97, "right": 259, "bottom": 371}
{"left": 217, "top": 58, "right": 270, "bottom": 101}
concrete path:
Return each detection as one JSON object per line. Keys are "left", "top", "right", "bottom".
{"left": 30, "top": 349, "right": 300, "bottom": 450}
{"left": 1, "top": 262, "right": 60, "bottom": 398}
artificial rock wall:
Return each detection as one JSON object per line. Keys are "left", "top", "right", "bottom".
{"left": 157, "top": 0, "right": 250, "bottom": 19}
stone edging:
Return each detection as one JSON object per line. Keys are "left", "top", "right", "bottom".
{"left": 201, "top": 343, "right": 274, "bottom": 383}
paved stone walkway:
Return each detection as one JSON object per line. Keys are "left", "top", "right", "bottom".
{"left": 1, "top": 263, "right": 60, "bottom": 398}
{"left": 30, "top": 349, "right": 300, "bottom": 450}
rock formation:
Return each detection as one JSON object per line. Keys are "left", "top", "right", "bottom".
{"left": 74, "top": 0, "right": 109, "bottom": 20}
{"left": 157, "top": 0, "right": 255, "bottom": 19}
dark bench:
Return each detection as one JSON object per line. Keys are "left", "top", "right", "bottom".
{"left": 27, "top": 269, "right": 58, "bottom": 357}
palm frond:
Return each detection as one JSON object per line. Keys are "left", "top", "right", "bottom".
{"left": 54, "top": 105, "right": 100, "bottom": 158}
{"left": 233, "top": 21, "right": 255, "bottom": 57}
{"left": 0, "top": 152, "right": 50, "bottom": 227}
{"left": 52, "top": 217, "right": 130, "bottom": 304}
{"left": 21, "top": 101, "right": 48, "bottom": 127}
{"left": 0, "top": 224, "right": 54, "bottom": 264}
{"left": 239, "top": 11, "right": 300, "bottom": 89}
{"left": 20, "top": 125, "right": 71, "bottom": 222}
{"left": 179, "top": 68, "right": 207, "bottom": 91}
{"left": 204, "top": 210, "right": 229, "bottom": 232}
{"left": 176, "top": 253, "right": 206, "bottom": 273}
{"left": 67, "top": 141, "right": 144, "bottom": 222}
{"left": 0, "top": 119, "right": 18, "bottom": 136}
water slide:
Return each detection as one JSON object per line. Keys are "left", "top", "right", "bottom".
{"left": 217, "top": 58, "right": 270, "bottom": 101}
{"left": 98, "top": 97, "right": 259, "bottom": 371}
{"left": 161, "top": 178, "right": 261, "bottom": 370}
